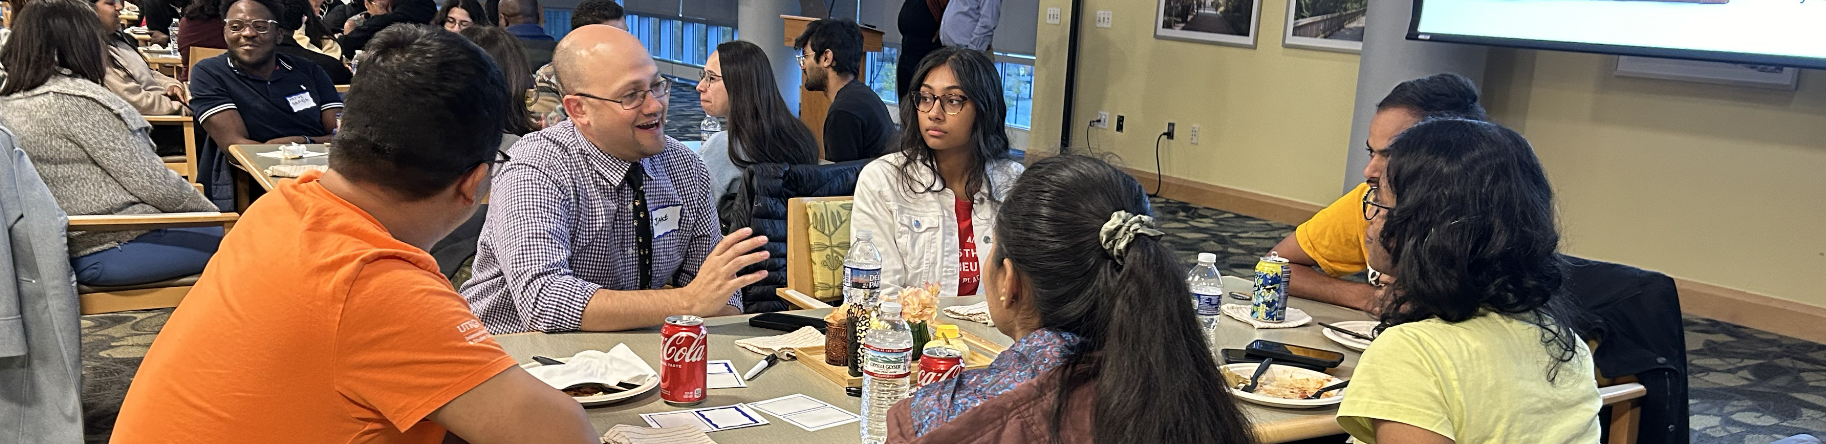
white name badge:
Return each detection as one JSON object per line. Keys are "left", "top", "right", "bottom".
{"left": 651, "top": 205, "right": 681, "bottom": 239}
{"left": 286, "top": 92, "right": 316, "bottom": 113}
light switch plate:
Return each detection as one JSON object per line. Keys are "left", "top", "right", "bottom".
{"left": 1095, "top": 10, "right": 1112, "bottom": 28}
{"left": 1046, "top": 7, "right": 1061, "bottom": 24}
{"left": 1189, "top": 125, "right": 1200, "bottom": 144}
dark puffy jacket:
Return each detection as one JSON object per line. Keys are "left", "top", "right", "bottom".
{"left": 719, "top": 160, "right": 869, "bottom": 313}
{"left": 337, "top": 0, "right": 435, "bottom": 55}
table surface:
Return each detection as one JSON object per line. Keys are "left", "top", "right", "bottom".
{"left": 227, "top": 144, "right": 329, "bottom": 191}
{"left": 495, "top": 276, "right": 1370, "bottom": 442}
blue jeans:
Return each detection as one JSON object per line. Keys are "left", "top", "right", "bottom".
{"left": 73, "top": 227, "right": 223, "bottom": 287}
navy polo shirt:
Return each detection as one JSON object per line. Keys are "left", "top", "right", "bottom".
{"left": 187, "top": 52, "right": 342, "bottom": 208}
{"left": 189, "top": 52, "right": 342, "bottom": 141}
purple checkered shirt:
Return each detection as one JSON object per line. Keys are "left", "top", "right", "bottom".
{"left": 460, "top": 121, "right": 737, "bottom": 334}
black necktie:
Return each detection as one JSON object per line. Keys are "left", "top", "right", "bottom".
{"left": 627, "top": 162, "right": 653, "bottom": 289}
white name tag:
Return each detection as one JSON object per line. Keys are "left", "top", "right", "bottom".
{"left": 651, "top": 205, "right": 681, "bottom": 239}
{"left": 286, "top": 92, "right": 315, "bottom": 112}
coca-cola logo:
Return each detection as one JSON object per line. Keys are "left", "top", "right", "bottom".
{"left": 663, "top": 332, "right": 706, "bottom": 363}
{"left": 917, "top": 364, "right": 964, "bottom": 386}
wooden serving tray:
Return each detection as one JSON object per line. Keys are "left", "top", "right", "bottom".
{"left": 795, "top": 327, "right": 1007, "bottom": 388}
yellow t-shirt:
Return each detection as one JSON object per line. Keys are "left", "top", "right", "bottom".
{"left": 1337, "top": 312, "right": 1602, "bottom": 444}
{"left": 1294, "top": 182, "right": 1373, "bottom": 276}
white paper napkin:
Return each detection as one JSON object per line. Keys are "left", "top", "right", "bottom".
{"left": 732, "top": 326, "right": 823, "bottom": 355}
{"left": 267, "top": 164, "right": 327, "bottom": 178}
{"left": 600, "top": 424, "right": 716, "bottom": 444}
{"left": 1220, "top": 304, "right": 1313, "bottom": 329}
{"left": 943, "top": 301, "right": 994, "bottom": 326}
{"left": 526, "top": 344, "right": 657, "bottom": 390}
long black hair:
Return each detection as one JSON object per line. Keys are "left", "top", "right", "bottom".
{"left": 458, "top": 25, "right": 533, "bottom": 136}
{"left": 432, "top": 0, "right": 488, "bottom": 27}
{"left": 993, "top": 155, "right": 1257, "bottom": 444}
{"left": 1373, "top": 118, "right": 1586, "bottom": 379}
{"left": 714, "top": 40, "right": 818, "bottom": 167}
{"left": 0, "top": 0, "right": 107, "bottom": 96}
{"left": 891, "top": 47, "right": 1013, "bottom": 200}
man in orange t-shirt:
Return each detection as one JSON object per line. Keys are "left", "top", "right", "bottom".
{"left": 112, "top": 24, "right": 598, "bottom": 444}
{"left": 1268, "top": 73, "right": 1486, "bottom": 312}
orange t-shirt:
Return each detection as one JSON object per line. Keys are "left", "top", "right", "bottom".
{"left": 113, "top": 171, "right": 515, "bottom": 444}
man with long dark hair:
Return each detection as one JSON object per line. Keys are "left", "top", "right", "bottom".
{"left": 461, "top": 25, "right": 768, "bottom": 333}
{"left": 1339, "top": 118, "right": 1599, "bottom": 443}
{"left": 1266, "top": 73, "right": 1485, "bottom": 312}
{"left": 795, "top": 17, "right": 894, "bottom": 162}
{"left": 187, "top": 0, "right": 341, "bottom": 208}
{"left": 114, "top": 25, "right": 600, "bottom": 444}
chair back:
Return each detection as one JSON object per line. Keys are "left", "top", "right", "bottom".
{"left": 188, "top": 46, "right": 225, "bottom": 70}
{"left": 785, "top": 196, "right": 852, "bottom": 303}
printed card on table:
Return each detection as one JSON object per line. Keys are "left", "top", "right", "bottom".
{"left": 746, "top": 394, "right": 861, "bottom": 432}
{"left": 706, "top": 360, "right": 745, "bottom": 389}
{"left": 639, "top": 404, "right": 769, "bottom": 432}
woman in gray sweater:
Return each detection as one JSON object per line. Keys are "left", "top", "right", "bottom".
{"left": 0, "top": 0, "right": 222, "bottom": 286}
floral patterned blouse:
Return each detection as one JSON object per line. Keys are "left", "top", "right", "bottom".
{"left": 905, "top": 328, "right": 1083, "bottom": 436}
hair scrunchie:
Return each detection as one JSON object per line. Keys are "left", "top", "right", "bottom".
{"left": 1099, "top": 211, "right": 1164, "bottom": 265}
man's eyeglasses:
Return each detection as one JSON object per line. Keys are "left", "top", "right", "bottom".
{"left": 569, "top": 78, "right": 672, "bottom": 110}
{"left": 913, "top": 92, "right": 970, "bottom": 115}
{"left": 1362, "top": 185, "right": 1393, "bottom": 221}
{"left": 224, "top": 19, "right": 278, "bottom": 34}
{"left": 698, "top": 69, "right": 722, "bottom": 84}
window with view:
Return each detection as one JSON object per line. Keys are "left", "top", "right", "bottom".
{"left": 864, "top": 47, "right": 1036, "bottom": 130}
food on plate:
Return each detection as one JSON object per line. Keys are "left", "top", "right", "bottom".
{"left": 1220, "top": 366, "right": 1341, "bottom": 400}
{"left": 561, "top": 383, "right": 611, "bottom": 397}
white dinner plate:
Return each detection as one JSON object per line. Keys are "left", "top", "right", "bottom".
{"left": 520, "top": 358, "right": 660, "bottom": 407}
{"left": 1221, "top": 363, "right": 1346, "bottom": 409}
{"left": 1321, "top": 321, "right": 1378, "bottom": 352}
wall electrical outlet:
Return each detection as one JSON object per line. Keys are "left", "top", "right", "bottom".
{"left": 1095, "top": 10, "right": 1112, "bottom": 28}
{"left": 1189, "top": 124, "right": 1201, "bottom": 144}
{"left": 1046, "top": 7, "right": 1061, "bottom": 24}
{"left": 1095, "top": 111, "right": 1109, "bottom": 128}
{"left": 1115, "top": 115, "right": 1125, "bottom": 132}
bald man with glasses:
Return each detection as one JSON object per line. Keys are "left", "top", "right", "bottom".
{"left": 461, "top": 25, "right": 769, "bottom": 335}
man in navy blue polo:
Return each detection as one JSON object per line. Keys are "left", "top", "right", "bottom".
{"left": 188, "top": 0, "right": 342, "bottom": 209}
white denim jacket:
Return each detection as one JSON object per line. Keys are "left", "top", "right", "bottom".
{"left": 851, "top": 151, "right": 1024, "bottom": 298}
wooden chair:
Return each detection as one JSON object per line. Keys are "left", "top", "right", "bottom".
{"left": 1599, "top": 382, "right": 1648, "bottom": 444}
{"left": 185, "top": 46, "right": 226, "bottom": 80}
{"left": 72, "top": 211, "right": 238, "bottom": 314}
{"left": 774, "top": 196, "right": 853, "bottom": 310}
{"left": 143, "top": 115, "right": 198, "bottom": 183}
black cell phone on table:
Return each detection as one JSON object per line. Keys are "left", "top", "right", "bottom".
{"left": 1220, "top": 349, "right": 1327, "bottom": 372}
{"left": 748, "top": 312, "right": 826, "bottom": 334}
{"left": 1243, "top": 340, "right": 1346, "bottom": 369}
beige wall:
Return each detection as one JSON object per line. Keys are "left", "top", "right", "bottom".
{"left": 1029, "top": 0, "right": 1363, "bottom": 205}
{"left": 1032, "top": 2, "right": 1826, "bottom": 309}
{"left": 1485, "top": 49, "right": 1826, "bottom": 307}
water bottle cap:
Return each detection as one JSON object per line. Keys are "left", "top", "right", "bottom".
{"left": 856, "top": 229, "right": 873, "bottom": 241}
{"left": 1198, "top": 252, "right": 1217, "bottom": 264}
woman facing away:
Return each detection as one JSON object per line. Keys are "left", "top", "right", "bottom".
{"left": 457, "top": 25, "right": 534, "bottom": 137}
{"left": 851, "top": 46, "right": 1021, "bottom": 298}
{"left": 886, "top": 155, "right": 1258, "bottom": 444}
{"left": 692, "top": 39, "right": 819, "bottom": 204}
{"left": 0, "top": 0, "right": 222, "bottom": 287}
{"left": 1339, "top": 118, "right": 1601, "bottom": 443}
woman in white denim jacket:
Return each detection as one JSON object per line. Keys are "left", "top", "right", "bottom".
{"left": 851, "top": 47, "right": 1022, "bottom": 298}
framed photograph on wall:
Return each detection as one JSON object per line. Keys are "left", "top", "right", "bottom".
{"left": 1282, "top": 0, "right": 1365, "bottom": 53}
{"left": 1156, "top": 0, "right": 1261, "bottom": 48}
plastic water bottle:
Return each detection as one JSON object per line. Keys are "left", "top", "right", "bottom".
{"left": 1189, "top": 252, "right": 1225, "bottom": 350}
{"left": 860, "top": 301, "right": 912, "bottom": 444}
{"left": 699, "top": 116, "right": 721, "bottom": 142}
{"left": 843, "top": 230, "right": 883, "bottom": 378}
{"left": 167, "top": 22, "right": 179, "bottom": 52}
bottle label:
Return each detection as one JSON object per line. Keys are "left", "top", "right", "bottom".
{"left": 846, "top": 266, "right": 881, "bottom": 290}
{"left": 860, "top": 344, "right": 912, "bottom": 378}
{"left": 1194, "top": 292, "right": 1223, "bottom": 316}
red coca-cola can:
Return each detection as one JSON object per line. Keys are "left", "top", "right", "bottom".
{"left": 661, "top": 315, "right": 707, "bottom": 406}
{"left": 916, "top": 346, "right": 964, "bottom": 388}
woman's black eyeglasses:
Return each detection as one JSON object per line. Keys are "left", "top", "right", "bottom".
{"left": 913, "top": 92, "right": 970, "bottom": 115}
